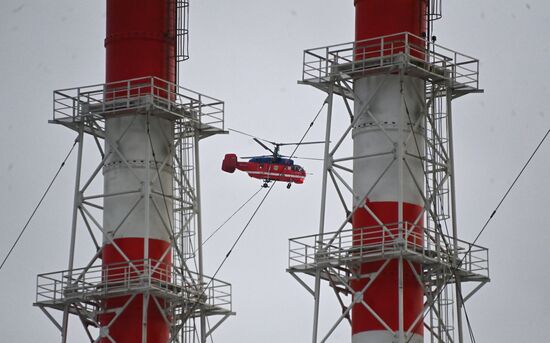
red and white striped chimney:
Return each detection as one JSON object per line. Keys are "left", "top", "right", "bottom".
{"left": 351, "top": 1, "right": 427, "bottom": 342}
{"left": 99, "top": 1, "right": 176, "bottom": 342}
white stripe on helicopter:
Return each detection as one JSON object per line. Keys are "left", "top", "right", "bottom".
{"left": 247, "top": 171, "right": 304, "bottom": 179}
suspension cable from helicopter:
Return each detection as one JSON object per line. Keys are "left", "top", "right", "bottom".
{"left": 193, "top": 98, "right": 329, "bottom": 252}
{"left": 200, "top": 186, "right": 264, "bottom": 249}
{"left": 180, "top": 96, "right": 329, "bottom": 325}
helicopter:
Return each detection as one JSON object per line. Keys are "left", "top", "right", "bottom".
{"left": 222, "top": 136, "right": 324, "bottom": 189}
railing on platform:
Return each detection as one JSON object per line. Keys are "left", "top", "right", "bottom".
{"left": 36, "top": 259, "right": 232, "bottom": 313}
{"left": 53, "top": 76, "right": 225, "bottom": 131}
{"left": 288, "top": 222, "right": 489, "bottom": 279}
{"left": 302, "top": 32, "right": 479, "bottom": 91}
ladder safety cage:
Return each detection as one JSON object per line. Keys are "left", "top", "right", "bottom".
{"left": 176, "top": 0, "right": 190, "bottom": 63}
{"left": 428, "top": 0, "right": 443, "bottom": 22}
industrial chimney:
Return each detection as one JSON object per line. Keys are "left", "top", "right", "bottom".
{"left": 287, "top": 1, "right": 490, "bottom": 342}
{"left": 34, "top": 1, "right": 233, "bottom": 342}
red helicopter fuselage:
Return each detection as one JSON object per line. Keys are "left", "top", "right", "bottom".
{"left": 222, "top": 154, "right": 306, "bottom": 185}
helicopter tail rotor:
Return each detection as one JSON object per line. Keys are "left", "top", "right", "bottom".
{"left": 222, "top": 153, "right": 238, "bottom": 173}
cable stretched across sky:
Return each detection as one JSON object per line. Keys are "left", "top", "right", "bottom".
{"left": 405, "top": 127, "right": 550, "bottom": 343}
{"left": 471, "top": 128, "right": 550, "bottom": 248}
{"left": 0, "top": 137, "right": 78, "bottom": 272}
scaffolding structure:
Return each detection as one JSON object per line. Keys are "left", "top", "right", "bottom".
{"left": 287, "top": 32, "right": 490, "bottom": 343}
{"left": 34, "top": 76, "right": 233, "bottom": 343}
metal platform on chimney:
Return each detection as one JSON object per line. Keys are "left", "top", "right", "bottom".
{"left": 299, "top": 32, "right": 483, "bottom": 100}
{"left": 34, "top": 258, "right": 234, "bottom": 328}
{"left": 287, "top": 222, "right": 490, "bottom": 290}
{"left": 49, "top": 76, "right": 226, "bottom": 140}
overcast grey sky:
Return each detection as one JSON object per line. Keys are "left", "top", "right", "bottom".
{"left": 1, "top": 0, "right": 549, "bottom": 342}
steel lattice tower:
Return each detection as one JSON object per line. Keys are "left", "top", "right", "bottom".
{"left": 34, "top": 1, "right": 233, "bottom": 342}
{"left": 287, "top": 1, "right": 490, "bottom": 342}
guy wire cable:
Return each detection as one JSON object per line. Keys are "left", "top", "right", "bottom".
{"left": 0, "top": 137, "right": 78, "bottom": 272}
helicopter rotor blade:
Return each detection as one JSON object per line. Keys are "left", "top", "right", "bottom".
{"left": 280, "top": 155, "right": 324, "bottom": 161}
{"left": 229, "top": 128, "right": 275, "bottom": 144}
{"left": 228, "top": 128, "right": 257, "bottom": 139}
{"left": 277, "top": 141, "right": 327, "bottom": 146}
{"left": 293, "top": 156, "right": 324, "bottom": 161}
{"left": 228, "top": 127, "right": 325, "bottom": 157}
{"left": 253, "top": 138, "right": 275, "bottom": 154}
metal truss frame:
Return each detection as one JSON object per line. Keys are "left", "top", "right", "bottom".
{"left": 35, "top": 78, "right": 233, "bottom": 343}
{"left": 288, "top": 36, "right": 490, "bottom": 343}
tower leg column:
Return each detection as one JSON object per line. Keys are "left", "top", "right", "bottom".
{"left": 194, "top": 129, "right": 207, "bottom": 343}
{"left": 62, "top": 121, "right": 85, "bottom": 343}
{"left": 447, "top": 86, "right": 464, "bottom": 343}
{"left": 312, "top": 86, "right": 334, "bottom": 343}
